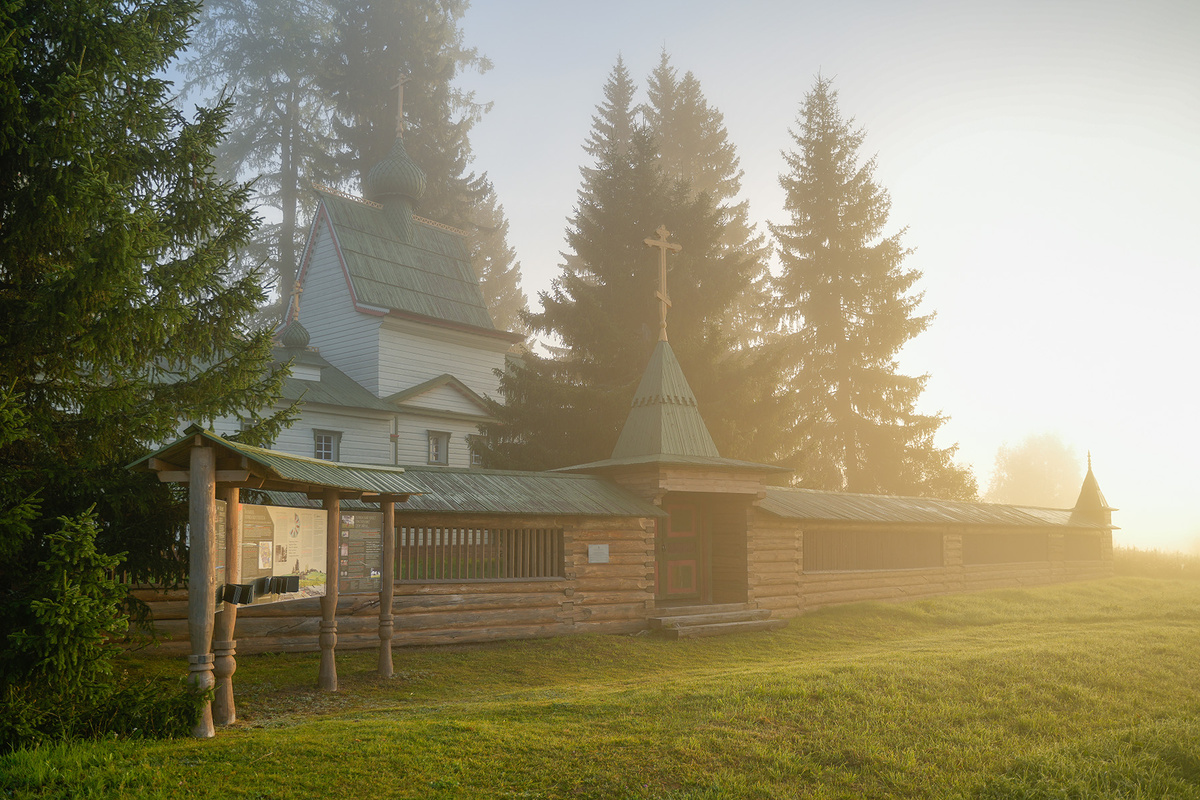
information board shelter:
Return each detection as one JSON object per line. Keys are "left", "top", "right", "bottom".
{"left": 128, "top": 425, "right": 422, "bottom": 738}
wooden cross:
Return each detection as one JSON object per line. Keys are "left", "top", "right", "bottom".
{"left": 644, "top": 225, "right": 682, "bottom": 342}
{"left": 287, "top": 279, "right": 303, "bottom": 323}
{"left": 391, "top": 72, "right": 410, "bottom": 138}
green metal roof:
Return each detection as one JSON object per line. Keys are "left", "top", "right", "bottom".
{"left": 277, "top": 344, "right": 393, "bottom": 412}
{"left": 315, "top": 188, "right": 499, "bottom": 333}
{"left": 129, "top": 427, "right": 421, "bottom": 497}
{"left": 560, "top": 340, "right": 786, "bottom": 475}
{"left": 557, "top": 453, "right": 789, "bottom": 474}
{"left": 261, "top": 465, "right": 665, "bottom": 518}
{"left": 760, "top": 486, "right": 1113, "bottom": 529}
{"left": 611, "top": 340, "right": 720, "bottom": 460}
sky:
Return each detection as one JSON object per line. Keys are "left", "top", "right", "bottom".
{"left": 448, "top": 0, "right": 1200, "bottom": 551}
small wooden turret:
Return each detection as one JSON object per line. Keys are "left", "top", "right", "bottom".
{"left": 1070, "top": 452, "right": 1115, "bottom": 527}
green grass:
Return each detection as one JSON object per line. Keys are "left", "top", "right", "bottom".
{"left": 4, "top": 577, "right": 1200, "bottom": 799}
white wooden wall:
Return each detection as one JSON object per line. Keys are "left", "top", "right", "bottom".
{"left": 395, "top": 412, "right": 484, "bottom": 468}
{"left": 297, "top": 219, "right": 382, "bottom": 395}
{"left": 274, "top": 405, "right": 393, "bottom": 464}
{"left": 377, "top": 320, "right": 506, "bottom": 401}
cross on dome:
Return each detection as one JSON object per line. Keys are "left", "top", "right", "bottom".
{"left": 391, "top": 72, "right": 410, "bottom": 138}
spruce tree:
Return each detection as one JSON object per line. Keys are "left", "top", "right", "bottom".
{"left": 486, "top": 59, "right": 765, "bottom": 468}
{"left": 0, "top": 0, "right": 290, "bottom": 661}
{"left": 185, "top": 0, "right": 339, "bottom": 307}
{"left": 469, "top": 181, "right": 529, "bottom": 335}
{"left": 770, "top": 76, "right": 975, "bottom": 499}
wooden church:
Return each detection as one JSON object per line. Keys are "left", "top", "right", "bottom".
{"left": 137, "top": 101, "right": 1115, "bottom": 666}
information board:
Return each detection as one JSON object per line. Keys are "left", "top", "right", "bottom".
{"left": 238, "top": 504, "right": 327, "bottom": 604}
{"left": 338, "top": 511, "right": 383, "bottom": 594}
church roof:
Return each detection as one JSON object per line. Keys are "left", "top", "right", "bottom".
{"left": 274, "top": 342, "right": 393, "bottom": 412}
{"left": 310, "top": 186, "right": 513, "bottom": 337}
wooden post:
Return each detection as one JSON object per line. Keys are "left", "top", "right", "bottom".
{"left": 212, "top": 487, "right": 241, "bottom": 725}
{"left": 319, "top": 489, "right": 340, "bottom": 691}
{"left": 378, "top": 496, "right": 396, "bottom": 677}
{"left": 187, "top": 445, "right": 217, "bottom": 738}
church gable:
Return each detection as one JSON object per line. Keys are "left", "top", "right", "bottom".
{"left": 387, "top": 373, "right": 493, "bottom": 421}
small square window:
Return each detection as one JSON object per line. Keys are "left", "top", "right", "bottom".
{"left": 467, "top": 434, "right": 484, "bottom": 468}
{"left": 427, "top": 430, "right": 450, "bottom": 465}
{"left": 314, "top": 430, "right": 340, "bottom": 461}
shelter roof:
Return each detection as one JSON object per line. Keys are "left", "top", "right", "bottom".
{"left": 129, "top": 427, "right": 420, "bottom": 498}
{"left": 760, "top": 486, "right": 1115, "bottom": 529}
{"left": 311, "top": 186, "right": 519, "bottom": 340}
{"left": 262, "top": 465, "right": 664, "bottom": 518}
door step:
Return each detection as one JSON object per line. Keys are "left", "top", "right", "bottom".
{"left": 648, "top": 603, "right": 788, "bottom": 639}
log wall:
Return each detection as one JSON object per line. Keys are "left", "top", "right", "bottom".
{"left": 135, "top": 514, "right": 655, "bottom": 654}
{"left": 134, "top": 508, "right": 1114, "bottom": 654}
{"left": 745, "top": 510, "right": 1114, "bottom": 616}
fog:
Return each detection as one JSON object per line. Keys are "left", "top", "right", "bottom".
{"left": 450, "top": 0, "right": 1199, "bottom": 552}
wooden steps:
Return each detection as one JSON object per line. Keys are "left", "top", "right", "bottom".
{"left": 649, "top": 603, "right": 788, "bottom": 640}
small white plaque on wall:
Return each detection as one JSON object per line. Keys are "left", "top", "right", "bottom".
{"left": 588, "top": 544, "right": 610, "bottom": 564}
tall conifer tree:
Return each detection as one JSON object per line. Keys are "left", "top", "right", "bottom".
{"left": 186, "top": 0, "right": 338, "bottom": 306}
{"left": 469, "top": 181, "right": 529, "bottom": 335}
{"left": 0, "top": 0, "right": 290, "bottom": 665}
{"left": 486, "top": 58, "right": 766, "bottom": 468}
{"left": 770, "top": 76, "right": 975, "bottom": 499}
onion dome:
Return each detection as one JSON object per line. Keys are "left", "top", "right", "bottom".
{"left": 365, "top": 136, "right": 426, "bottom": 205}
{"left": 278, "top": 319, "right": 310, "bottom": 350}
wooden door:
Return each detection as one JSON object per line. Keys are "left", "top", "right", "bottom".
{"left": 658, "top": 502, "right": 704, "bottom": 603}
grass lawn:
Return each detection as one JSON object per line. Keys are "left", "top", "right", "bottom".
{"left": 4, "top": 577, "right": 1200, "bottom": 799}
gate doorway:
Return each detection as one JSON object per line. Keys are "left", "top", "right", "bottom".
{"left": 657, "top": 501, "right": 708, "bottom": 604}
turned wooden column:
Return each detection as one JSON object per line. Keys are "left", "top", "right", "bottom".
{"left": 318, "top": 489, "right": 340, "bottom": 691}
{"left": 378, "top": 496, "right": 396, "bottom": 678}
{"left": 187, "top": 445, "right": 218, "bottom": 738}
{"left": 212, "top": 487, "right": 241, "bottom": 725}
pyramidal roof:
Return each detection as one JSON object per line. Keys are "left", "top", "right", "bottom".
{"left": 610, "top": 340, "right": 720, "bottom": 460}
{"left": 1070, "top": 456, "right": 1115, "bottom": 526}
{"left": 556, "top": 340, "right": 786, "bottom": 475}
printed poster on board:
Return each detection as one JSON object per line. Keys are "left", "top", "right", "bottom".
{"left": 239, "top": 504, "right": 327, "bottom": 603}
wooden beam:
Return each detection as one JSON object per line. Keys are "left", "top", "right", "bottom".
{"left": 212, "top": 487, "right": 241, "bottom": 726}
{"left": 155, "top": 469, "right": 253, "bottom": 485}
{"left": 187, "top": 445, "right": 217, "bottom": 739}
{"left": 378, "top": 494, "right": 396, "bottom": 678}
{"left": 318, "top": 489, "right": 340, "bottom": 691}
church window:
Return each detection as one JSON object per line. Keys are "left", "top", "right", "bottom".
{"left": 314, "top": 430, "right": 340, "bottom": 461}
{"left": 427, "top": 431, "right": 450, "bottom": 465}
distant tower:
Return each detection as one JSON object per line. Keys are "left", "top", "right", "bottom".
{"left": 1070, "top": 452, "right": 1115, "bottom": 527}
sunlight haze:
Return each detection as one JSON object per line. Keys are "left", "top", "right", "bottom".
{"left": 451, "top": 0, "right": 1199, "bottom": 551}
